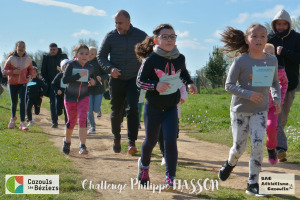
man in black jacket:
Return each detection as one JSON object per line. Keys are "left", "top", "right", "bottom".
{"left": 41, "top": 43, "right": 68, "bottom": 128}
{"left": 97, "top": 10, "right": 147, "bottom": 154}
{"left": 268, "top": 9, "right": 300, "bottom": 162}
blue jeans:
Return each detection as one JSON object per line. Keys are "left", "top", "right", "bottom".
{"left": 141, "top": 102, "right": 178, "bottom": 177}
{"left": 88, "top": 94, "right": 103, "bottom": 127}
{"left": 9, "top": 84, "right": 27, "bottom": 122}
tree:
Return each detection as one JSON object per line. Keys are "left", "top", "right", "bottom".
{"left": 70, "top": 38, "right": 99, "bottom": 58}
{"left": 203, "top": 46, "right": 228, "bottom": 89}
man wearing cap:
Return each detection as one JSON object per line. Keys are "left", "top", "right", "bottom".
{"left": 97, "top": 10, "right": 147, "bottom": 154}
{"left": 41, "top": 43, "right": 68, "bottom": 128}
{"left": 268, "top": 9, "right": 300, "bottom": 162}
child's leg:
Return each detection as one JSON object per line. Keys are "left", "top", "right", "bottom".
{"left": 162, "top": 106, "right": 178, "bottom": 177}
{"left": 56, "top": 95, "right": 64, "bottom": 116}
{"left": 18, "top": 84, "right": 27, "bottom": 122}
{"left": 78, "top": 96, "right": 90, "bottom": 145}
{"left": 9, "top": 84, "right": 20, "bottom": 118}
{"left": 26, "top": 98, "right": 34, "bottom": 121}
{"left": 94, "top": 93, "right": 103, "bottom": 113}
{"left": 266, "top": 106, "right": 278, "bottom": 149}
{"left": 228, "top": 112, "right": 250, "bottom": 166}
{"left": 249, "top": 111, "right": 267, "bottom": 184}
{"left": 88, "top": 95, "right": 95, "bottom": 127}
{"left": 34, "top": 97, "right": 42, "bottom": 115}
{"left": 64, "top": 100, "right": 78, "bottom": 142}
{"left": 141, "top": 102, "right": 162, "bottom": 167}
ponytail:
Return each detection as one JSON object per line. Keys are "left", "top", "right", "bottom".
{"left": 135, "top": 36, "right": 155, "bottom": 62}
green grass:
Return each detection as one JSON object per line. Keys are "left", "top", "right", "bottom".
{"left": 0, "top": 89, "right": 99, "bottom": 199}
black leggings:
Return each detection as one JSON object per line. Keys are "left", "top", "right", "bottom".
{"left": 9, "top": 84, "right": 27, "bottom": 121}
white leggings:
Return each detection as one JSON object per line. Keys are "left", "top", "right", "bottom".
{"left": 228, "top": 111, "right": 267, "bottom": 184}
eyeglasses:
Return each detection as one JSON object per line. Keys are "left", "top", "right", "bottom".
{"left": 159, "top": 34, "right": 177, "bottom": 40}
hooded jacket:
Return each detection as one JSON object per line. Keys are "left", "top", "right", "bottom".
{"left": 268, "top": 9, "right": 300, "bottom": 91}
{"left": 97, "top": 25, "right": 147, "bottom": 80}
{"left": 2, "top": 52, "right": 34, "bottom": 85}
{"left": 41, "top": 48, "right": 68, "bottom": 85}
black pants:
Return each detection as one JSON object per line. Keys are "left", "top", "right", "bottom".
{"left": 109, "top": 77, "right": 140, "bottom": 141}
{"left": 56, "top": 94, "right": 68, "bottom": 123}
{"left": 26, "top": 96, "right": 42, "bottom": 121}
{"left": 9, "top": 84, "right": 27, "bottom": 121}
{"left": 48, "top": 87, "right": 58, "bottom": 124}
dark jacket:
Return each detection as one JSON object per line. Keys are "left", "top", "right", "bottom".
{"left": 62, "top": 60, "right": 95, "bottom": 102}
{"left": 268, "top": 10, "right": 300, "bottom": 91}
{"left": 97, "top": 25, "right": 147, "bottom": 80}
{"left": 51, "top": 72, "right": 66, "bottom": 95}
{"left": 27, "top": 77, "right": 48, "bottom": 98}
{"left": 137, "top": 53, "right": 193, "bottom": 110}
{"left": 41, "top": 48, "right": 68, "bottom": 85}
{"left": 87, "top": 57, "right": 109, "bottom": 95}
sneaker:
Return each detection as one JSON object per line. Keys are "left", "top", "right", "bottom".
{"left": 62, "top": 139, "right": 71, "bottom": 155}
{"left": 277, "top": 149, "right": 287, "bottom": 162}
{"left": 27, "top": 121, "right": 34, "bottom": 127}
{"left": 161, "top": 157, "right": 166, "bottom": 166}
{"left": 79, "top": 144, "right": 88, "bottom": 155}
{"left": 51, "top": 123, "right": 58, "bottom": 128}
{"left": 268, "top": 148, "right": 278, "bottom": 165}
{"left": 164, "top": 175, "right": 175, "bottom": 191}
{"left": 218, "top": 160, "right": 235, "bottom": 181}
{"left": 96, "top": 111, "right": 102, "bottom": 119}
{"left": 113, "top": 139, "right": 121, "bottom": 153}
{"left": 128, "top": 140, "right": 138, "bottom": 155}
{"left": 88, "top": 127, "right": 96, "bottom": 134}
{"left": 246, "top": 183, "right": 265, "bottom": 196}
{"left": 8, "top": 117, "right": 17, "bottom": 129}
{"left": 137, "top": 157, "right": 150, "bottom": 185}
{"left": 19, "top": 122, "right": 29, "bottom": 131}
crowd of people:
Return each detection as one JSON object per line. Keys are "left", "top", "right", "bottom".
{"left": 1, "top": 9, "right": 299, "bottom": 196}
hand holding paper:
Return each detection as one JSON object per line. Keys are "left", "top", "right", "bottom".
{"left": 156, "top": 82, "right": 171, "bottom": 93}
{"left": 80, "top": 70, "right": 88, "bottom": 77}
{"left": 250, "top": 91, "right": 264, "bottom": 104}
{"left": 274, "top": 101, "right": 281, "bottom": 115}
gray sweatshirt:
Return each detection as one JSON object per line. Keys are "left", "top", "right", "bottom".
{"left": 225, "top": 53, "right": 281, "bottom": 113}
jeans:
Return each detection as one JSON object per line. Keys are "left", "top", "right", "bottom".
{"left": 88, "top": 93, "right": 103, "bottom": 127}
{"left": 9, "top": 84, "right": 27, "bottom": 122}
{"left": 109, "top": 77, "right": 140, "bottom": 141}
{"left": 141, "top": 102, "right": 178, "bottom": 177}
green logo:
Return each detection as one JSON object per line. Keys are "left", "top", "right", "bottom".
{"left": 6, "top": 176, "right": 23, "bottom": 193}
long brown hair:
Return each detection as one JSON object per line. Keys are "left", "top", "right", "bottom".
{"left": 5, "top": 41, "right": 25, "bottom": 64}
{"left": 135, "top": 36, "right": 155, "bottom": 62}
{"left": 220, "top": 24, "right": 266, "bottom": 57}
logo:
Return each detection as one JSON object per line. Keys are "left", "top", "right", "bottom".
{"left": 259, "top": 173, "right": 295, "bottom": 195}
{"left": 6, "top": 176, "right": 24, "bottom": 193}
{"left": 5, "top": 175, "right": 59, "bottom": 194}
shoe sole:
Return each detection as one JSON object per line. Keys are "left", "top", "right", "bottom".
{"left": 246, "top": 190, "right": 265, "bottom": 197}
{"left": 163, "top": 185, "right": 174, "bottom": 191}
{"left": 79, "top": 151, "right": 88, "bottom": 155}
{"left": 277, "top": 151, "right": 286, "bottom": 160}
{"left": 128, "top": 146, "right": 138, "bottom": 155}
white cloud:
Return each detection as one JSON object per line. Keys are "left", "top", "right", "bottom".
{"left": 23, "top": 0, "right": 106, "bottom": 16}
{"left": 232, "top": 5, "right": 284, "bottom": 24}
{"left": 176, "top": 30, "right": 189, "bottom": 38}
{"left": 214, "top": 30, "right": 222, "bottom": 38}
{"left": 204, "top": 38, "right": 216, "bottom": 43}
{"left": 177, "top": 40, "right": 206, "bottom": 50}
{"left": 72, "top": 29, "right": 99, "bottom": 37}
{"left": 179, "top": 20, "right": 196, "bottom": 24}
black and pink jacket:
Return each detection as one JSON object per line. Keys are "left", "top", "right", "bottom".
{"left": 62, "top": 60, "right": 94, "bottom": 102}
{"left": 136, "top": 52, "right": 193, "bottom": 110}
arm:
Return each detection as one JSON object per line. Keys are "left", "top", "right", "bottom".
{"left": 97, "top": 33, "right": 114, "bottom": 74}
{"left": 225, "top": 59, "right": 253, "bottom": 99}
{"left": 51, "top": 73, "right": 61, "bottom": 93}
{"left": 62, "top": 63, "right": 81, "bottom": 84}
{"left": 2, "top": 57, "right": 15, "bottom": 76}
{"left": 270, "top": 64, "right": 281, "bottom": 104}
{"left": 280, "top": 33, "right": 300, "bottom": 63}
{"left": 136, "top": 60, "right": 158, "bottom": 91}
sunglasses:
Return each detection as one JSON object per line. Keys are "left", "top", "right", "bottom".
{"left": 159, "top": 34, "right": 177, "bottom": 40}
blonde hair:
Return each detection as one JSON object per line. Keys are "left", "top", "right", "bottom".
{"left": 89, "top": 46, "right": 97, "bottom": 53}
{"left": 263, "top": 43, "right": 275, "bottom": 55}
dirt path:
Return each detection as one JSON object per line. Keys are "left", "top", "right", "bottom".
{"left": 35, "top": 107, "right": 300, "bottom": 199}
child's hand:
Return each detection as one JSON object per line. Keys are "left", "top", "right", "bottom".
{"left": 57, "top": 90, "right": 62, "bottom": 95}
{"left": 88, "top": 78, "right": 95, "bottom": 86}
{"left": 80, "top": 70, "right": 88, "bottom": 77}
{"left": 188, "top": 84, "right": 197, "bottom": 94}
{"left": 180, "top": 98, "right": 186, "bottom": 105}
{"left": 250, "top": 92, "right": 264, "bottom": 103}
{"left": 96, "top": 76, "right": 101, "bottom": 82}
{"left": 40, "top": 96, "right": 43, "bottom": 99}
{"left": 156, "top": 82, "right": 171, "bottom": 93}
{"left": 274, "top": 101, "right": 281, "bottom": 115}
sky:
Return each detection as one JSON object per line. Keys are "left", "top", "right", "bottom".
{"left": 0, "top": 0, "right": 300, "bottom": 75}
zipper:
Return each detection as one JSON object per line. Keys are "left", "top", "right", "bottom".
{"left": 281, "top": 38, "right": 286, "bottom": 67}
{"left": 76, "top": 65, "right": 84, "bottom": 102}
{"left": 18, "top": 56, "right": 23, "bottom": 83}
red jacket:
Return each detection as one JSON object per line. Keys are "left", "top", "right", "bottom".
{"left": 3, "top": 52, "right": 34, "bottom": 85}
